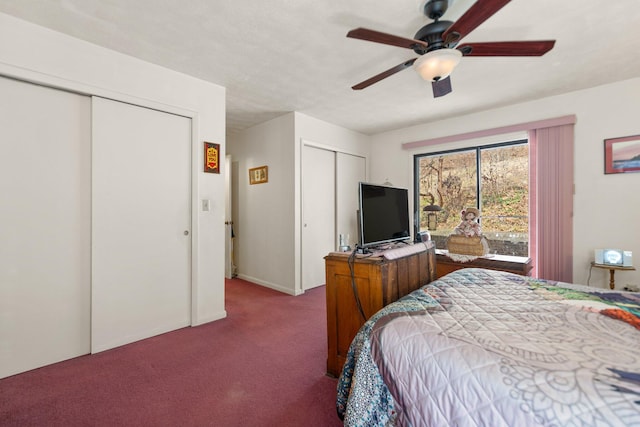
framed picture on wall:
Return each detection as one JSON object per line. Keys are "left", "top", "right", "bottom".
{"left": 249, "top": 165, "right": 268, "bottom": 185}
{"left": 604, "top": 135, "right": 640, "bottom": 174}
{"left": 204, "top": 142, "right": 220, "bottom": 174}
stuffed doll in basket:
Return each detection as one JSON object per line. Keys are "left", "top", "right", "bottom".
{"left": 454, "top": 207, "right": 482, "bottom": 237}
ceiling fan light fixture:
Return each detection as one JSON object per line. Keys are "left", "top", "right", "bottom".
{"left": 414, "top": 48, "right": 462, "bottom": 82}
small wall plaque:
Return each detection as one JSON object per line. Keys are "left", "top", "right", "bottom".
{"left": 204, "top": 142, "right": 220, "bottom": 174}
{"left": 249, "top": 165, "right": 268, "bottom": 185}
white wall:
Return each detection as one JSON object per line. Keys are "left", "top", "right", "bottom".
{"left": 370, "top": 77, "right": 640, "bottom": 289}
{"left": 228, "top": 112, "right": 370, "bottom": 294}
{"left": 0, "top": 12, "right": 227, "bottom": 324}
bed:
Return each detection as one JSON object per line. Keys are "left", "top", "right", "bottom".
{"left": 336, "top": 268, "right": 640, "bottom": 426}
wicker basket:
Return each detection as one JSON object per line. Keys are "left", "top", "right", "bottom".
{"left": 446, "top": 235, "right": 489, "bottom": 256}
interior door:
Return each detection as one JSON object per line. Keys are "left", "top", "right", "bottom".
{"left": 0, "top": 77, "right": 91, "bottom": 378}
{"left": 336, "top": 153, "right": 366, "bottom": 250}
{"left": 302, "top": 145, "right": 336, "bottom": 290}
{"left": 91, "top": 97, "right": 192, "bottom": 353}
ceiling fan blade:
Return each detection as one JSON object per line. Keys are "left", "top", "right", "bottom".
{"left": 352, "top": 58, "right": 417, "bottom": 90}
{"left": 459, "top": 40, "right": 556, "bottom": 56}
{"left": 347, "top": 28, "right": 428, "bottom": 50}
{"left": 442, "top": 0, "right": 511, "bottom": 44}
{"left": 432, "top": 76, "right": 452, "bottom": 98}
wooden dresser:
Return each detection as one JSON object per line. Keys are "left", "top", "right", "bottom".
{"left": 324, "top": 242, "right": 436, "bottom": 377}
{"left": 435, "top": 249, "right": 533, "bottom": 278}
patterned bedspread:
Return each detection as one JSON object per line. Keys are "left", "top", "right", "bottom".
{"left": 336, "top": 268, "right": 640, "bottom": 426}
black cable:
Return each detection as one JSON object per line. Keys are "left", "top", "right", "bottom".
{"left": 349, "top": 246, "right": 367, "bottom": 321}
{"left": 587, "top": 263, "right": 593, "bottom": 286}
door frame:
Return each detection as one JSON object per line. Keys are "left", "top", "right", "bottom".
{"left": 224, "top": 154, "right": 236, "bottom": 279}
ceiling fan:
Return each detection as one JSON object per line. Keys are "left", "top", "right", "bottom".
{"left": 347, "top": 0, "right": 555, "bottom": 97}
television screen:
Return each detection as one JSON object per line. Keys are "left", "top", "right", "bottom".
{"left": 358, "top": 182, "right": 410, "bottom": 248}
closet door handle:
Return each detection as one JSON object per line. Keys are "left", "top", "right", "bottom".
{"left": 184, "top": 230, "right": 189, "bottom": 236}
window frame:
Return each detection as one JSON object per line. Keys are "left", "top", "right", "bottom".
{"left": 412, "top": 138, "right": 528, "bottom": 240}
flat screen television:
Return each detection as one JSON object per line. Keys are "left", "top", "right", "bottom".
{"left": 358, "top": 182, "right": 410, "bottom": 248}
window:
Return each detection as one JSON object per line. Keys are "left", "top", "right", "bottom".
{"left": 414, "top": 140, "right": 529, "bottom": 256}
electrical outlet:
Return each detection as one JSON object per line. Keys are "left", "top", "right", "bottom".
{"left": 622, "top": 284, "right": 639, "bottom": 292}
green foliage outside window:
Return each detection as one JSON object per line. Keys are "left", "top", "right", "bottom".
{"left": 416, "top": 141, "right": 529, "bottom": 255}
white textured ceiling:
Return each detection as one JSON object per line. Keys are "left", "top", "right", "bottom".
{"left": 1, "top": 0, "right": 640, "bottom": 136}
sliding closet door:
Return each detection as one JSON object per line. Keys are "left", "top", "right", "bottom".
{"left": 302, "top": 145, "right": 336, "bottom": 290}
{"left": 0, "top": 77, "right": 91, "bottom": 378}
{"left": 301, "top": 146, "right": 366, "bottom": 291}
{"left": 336, "top": 153, "right": 366, "bottom": 250}
{"left": 91, "top": 97, "right": 192, "bottom": 352}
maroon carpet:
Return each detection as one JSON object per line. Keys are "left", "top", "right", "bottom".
{"left": 0, "top": 279, "right": 343, "bottom": 426}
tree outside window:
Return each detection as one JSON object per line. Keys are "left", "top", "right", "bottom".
{"left": 415, "top": 140, "right": 529, "bottom": 256}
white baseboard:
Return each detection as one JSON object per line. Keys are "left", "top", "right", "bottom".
{"left": 192, "top": 310, "right": 227, "bottom": 326}
{"left": 235, "top": 274, "right": 303, "bottom": 296}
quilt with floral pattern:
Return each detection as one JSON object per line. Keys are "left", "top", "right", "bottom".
{"left": 337, "top": 268, "right": 640, "bottom": 426}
